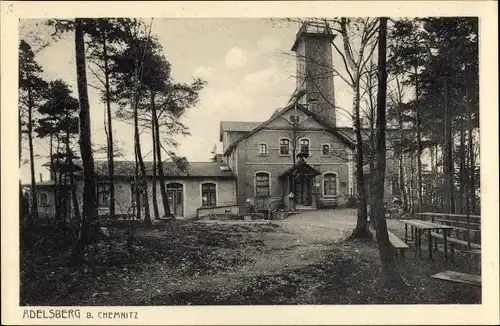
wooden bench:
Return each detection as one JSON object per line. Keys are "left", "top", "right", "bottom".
{"left": 431, "top": 270, "right": 481, "bottom": 287}
{"left": 428, "top": 233, "right": 481, "bottom": 271}
{"left": 432, "top": 220, "right": 481, "bottom": 242}
{"left": 388, "top": 231, "right": 410, "bottom": 261}
{"left": 430, "top": 231, "right": 480, "bottom": 260}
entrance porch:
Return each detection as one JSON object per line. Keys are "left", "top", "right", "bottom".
{"left": 279, "top": 162, "right": 321, "bottom": 210}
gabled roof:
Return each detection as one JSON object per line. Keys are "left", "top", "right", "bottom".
{"left": 219, "top": 121, "right": 261, "bottom": 141}
{"left": 223, "top": 103, "right": 355, "bottom": 156}
{"left": 279, "top": 161, "right": 322, "bottom": 180}
{"left": 47, "top": 160, "right": 235, "bottom": 179}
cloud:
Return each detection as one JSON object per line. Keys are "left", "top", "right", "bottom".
{"left": 193, "top": 66, "right": 213, "bottom": 80}
{"left": 244, "top": 67, "right": 281, "bottom": 88}
{"left": 255, "top": 36, "right": 281, "bottom": 55}
{"left": 225, "top": 47, "right": 247, "bottom": 69}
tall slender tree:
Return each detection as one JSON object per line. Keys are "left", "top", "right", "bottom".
{"left": 373, "top": 17, "right": 401, "bottom": 285}
{"left": 35, "top": 80, "right": 81, "bottom": 221}
{"left": 85, "top": 19, "right": 135, "bottom": 219}
{"left": 19, "top": 40, "right": 49, "bottom": 225}
{"left": 71, "top": 18, "right": 99, "bottom": 263}
{"left": 294, "top": 18, "right": 380, "bottom": 238}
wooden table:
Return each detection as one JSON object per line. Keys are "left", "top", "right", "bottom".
{"left": 400, "top": 219, "right": 454, "bottom": 259}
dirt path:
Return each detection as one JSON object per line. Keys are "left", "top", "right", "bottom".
{"left": 88, "top": 210, "right": 357, "bottom": 304}
{"left": 155, "top": 210, "right": 358, "bottom": 292}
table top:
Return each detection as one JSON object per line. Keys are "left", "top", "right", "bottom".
{"left": 434, "top": 218, "right": 481, "bottom": 226}
{"left": 400, "top": 219, "right": 454, "bottom": 230}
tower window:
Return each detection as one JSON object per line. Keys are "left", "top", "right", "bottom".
{"left": 322, "top": 144, "right": 331, "bottom": 156}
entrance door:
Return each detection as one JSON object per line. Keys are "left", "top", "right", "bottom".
{"left": 294, "top": 175, "right": 313, "bottom": 206}
{"left": 167, "top": 183, "right": 184, "bottom": 217}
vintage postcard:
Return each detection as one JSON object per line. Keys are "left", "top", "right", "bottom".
{"left": 1, "top": 1, "right": 498, "bottom": 325}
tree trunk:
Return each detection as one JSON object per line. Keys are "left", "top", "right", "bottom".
{"left": 414, "top": 64, "right": 423, "bottom": 213}
{"left": 458, "top": 119, "right": 466, "bottom": 213}
{"left": 429, "top": 144, "right": 435, "bottom": 210}
{"left": 151, "top": 91, "right": 160, "bottom": 220}
{"left": 66, "top": 124, "right": 81, "bottom": 221}
{"left": 351, "top": 82, "right": 371, "bottom": 239}
{"left": 153, "top": 97, "right": 172, "bottom": 218}
{"left": 399, "top": 150, "right": 408, "bottom": 212}
{"left": 54, "top": 137, "right": 61, "bottom": 222}
{"left": 373, "top": 17, "right": 400, "bottom": 284}
{"left": 71, "top": 19, "right": 99, "bottom": 264}
{"left": 443, "top": 78, "right": 455, "bottom": 213}
{"left": 132, "top": 61, "right": 151, "bottom": 228}
{"left": 367, "top": 66, "right": 376, "bottom": 225}
{"left": 133, "top": 145, "right": 141, "bottom": 220}
{"left": 465, "top": 66, "right": 476, "bottom": 213}
{"left": 102, "top": 31, "right": 116, "bottom": 219}
{"left": 26, "top": 73, "right": 39, "bottom": 222}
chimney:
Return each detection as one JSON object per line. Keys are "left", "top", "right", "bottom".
{"left": 39, "top": 173, "right": 43, "bottom": 182}
{"left": 292, "top": 22, "right": 336, "bottom": 128}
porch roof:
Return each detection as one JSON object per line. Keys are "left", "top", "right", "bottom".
{"left": 278, "top": 162, "right": 322, "bottom": 180}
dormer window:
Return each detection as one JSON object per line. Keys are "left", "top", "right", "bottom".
{"left": 300, "top": 139, "right": 310, "bottom": 155}
{"left": 258, "top": 143, "right": 268, "bottom": 156}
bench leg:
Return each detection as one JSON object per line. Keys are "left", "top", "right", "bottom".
{"left": 443, "top": 231, "right": 448, "bottom": 260}
{"left": 434, "top": 232, "right": 438, "bottom": 252}
{"left": 401, "top": 249, "right": 405, "bottom": 262}
{"left": 417, "top": 229, "right": 422, "bottom": 258}
{"left": 411, "top": 226, "right": 414, "bottom": 241}
{"left": 428, "top": 231, "right": 432, "bottom": 259}
{"left": 450, "top": 242, "right": 455, "bottom": 261}
{"left": 405, "top": 224, "right": 408, "bottom": 243}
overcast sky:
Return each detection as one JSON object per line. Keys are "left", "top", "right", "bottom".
{"left": 19, "top": 18, "right": 354, "bottom": 183}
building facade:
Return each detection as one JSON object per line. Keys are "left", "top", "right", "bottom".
{"left": 27, "top": 22, "right": 402, "bottom": 221}
{"left": 219, "top": 22, "right": 398, "bottom": 214}
{"left": 30, "top": 160, "right": 237, "bottom": 220}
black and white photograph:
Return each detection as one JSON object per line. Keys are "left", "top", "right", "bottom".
{"left": 2, "top": 1, "right": 499, "bottom": 325}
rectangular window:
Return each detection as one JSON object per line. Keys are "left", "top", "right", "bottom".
{"left": 255, "top": 173, "right": 270, "bottom": 197}
{"left": 258, "top": 143, "right": 268, "bottom": 155}
{"left": 280, "top": 139, "right": 290, "bottom": 155}
{"left": 97, "top": 183, "right": 110, "bottom": 206}
{"left": 322, "top": 144, "right": 330, "bottom": 156}
{"left": 324, "top": 173, "right": 337, "bottom": 196}
{"left": 39, "top": 193, "right": 48, "bottom": 206}
{"left": 300, "top": 139, "right": 310, "bottom": 155}
{"left": 202, "top": 183, "right": 217, "bottom": 207}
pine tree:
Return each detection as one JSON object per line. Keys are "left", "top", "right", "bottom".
{"left": 19, "top": 40, "right": 49, "bottom": 226}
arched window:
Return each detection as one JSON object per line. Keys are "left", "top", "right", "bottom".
{"left": 258, "top": 143, "right": 268, "bottom": 155}
{"left": 255, "top": 172, "right": 270, "bottom": 197}
{"left": 201, "top": 182, "right": 217, "bottom": 207}
{"left": 323, "top": 173, "right": 338, "bottom": 196}
{"left": 300, "top": 139, "right": 310, "bottom": 155}
{"left": 279, "top": 138, "right": 290, "bottom": 155}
